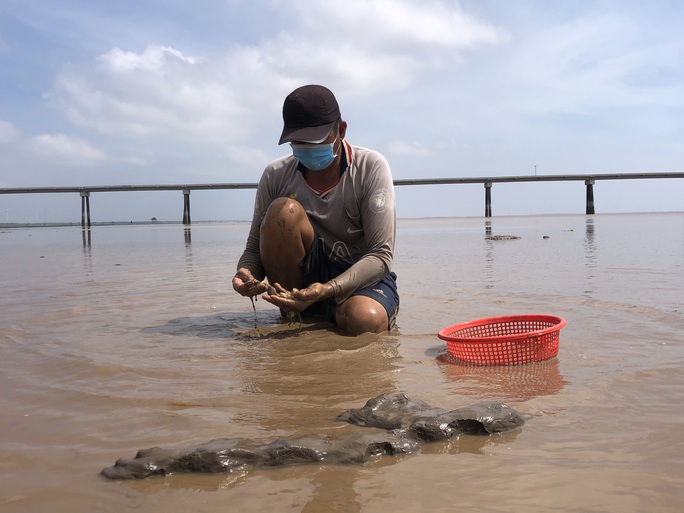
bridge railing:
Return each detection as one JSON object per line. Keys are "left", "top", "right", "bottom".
{"left": 1, "top": 172, "right": 683, "bottom": 227}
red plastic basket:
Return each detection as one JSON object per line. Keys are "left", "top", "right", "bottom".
{"left": 438, "top": 314, "right": 566, "bottom": 365}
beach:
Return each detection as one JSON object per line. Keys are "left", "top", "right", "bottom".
{"left": 1, "top": 212, "right": 683, "bottom": 512}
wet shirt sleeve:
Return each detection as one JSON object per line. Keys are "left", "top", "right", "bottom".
{"left": 236, "top": 168, "right": 274, "bottom": 280}
{"left": 329, "top": 150, "right": 396, "bottom": 303}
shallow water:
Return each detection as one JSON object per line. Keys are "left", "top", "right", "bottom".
{"left": 1, "top": 213, "right": 683, "bottom": 513}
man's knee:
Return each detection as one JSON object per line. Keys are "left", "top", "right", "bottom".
{"left": 261, "top": 198, "right": 313, "bottom": 247}
{"left": 336, "top": 296, "right": 389, "bottom": 336}
{"left": 262, "top": 197, "right": 305, "bottom": 227}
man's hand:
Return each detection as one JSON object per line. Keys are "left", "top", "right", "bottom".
{"left": 232, "top": 268, "right": 268, "bottom": 297}
{"left": 262, "top": 282, "right": 334, "bottom": 314}
{"left": 292, "top": 282, "right": 335, "bottom": 303}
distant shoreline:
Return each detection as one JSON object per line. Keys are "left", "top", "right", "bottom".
{"left": 1, "top": 210, "right": 681, "bottom": 230}
{"left": 0, "top": 220, "right": 247, "bottom": 229}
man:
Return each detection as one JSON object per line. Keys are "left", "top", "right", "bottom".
{"left": 232, "top": 85, "right": 398, "bottom": 335}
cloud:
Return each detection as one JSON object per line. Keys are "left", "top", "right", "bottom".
{"left": 25, "top": 133, "right": 107, "bottom": 163}
{"left": 0, "top": 127, "right": 108, "bottom": 186}
{"left": 42, "top": 1, "right": 505, "bottom": 149}
{"left": 3, "top": 1, "right": 684, "bottom": 220}
{"left": 295, "top": 0, "right": 505, "bottom": 49}
{"left": 506, "top": 11, "right": 684, "bottom": 114}
{"left": 99, "top": 45, "right": 202, "bottom": 72}
{"left": 45, "top": 44, "right": 276, "bottom": 143}
{"left": 387, "top": 140, "right": 435, "bottom": 157}
{"left": 0, "top": 120, "right": 22, "bottom": 144}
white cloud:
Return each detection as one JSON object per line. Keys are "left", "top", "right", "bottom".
{"left": 0, "top": 120, "right": 22, "bottom": 144}
{"left": 4, "top": 0, "right": 682, "bottom": 220}
{"left": 258, "top": 35, "right": 417, "bottom": 95}
{"left": 25, "top": 133, "right": 107, "bottom": 163}
{"left": 220, "top": 144, "right": 278, "bottom": 171}
{"left": 46, "top": 44, "right": 268, "bottom": 143}
{"left": 99, "top": 45, "right": 202, "bottom": 72}
{"left": 387, "top": 140, "right": 435, "bottom": 157}
{"left": 505, "top": 11, "right": 684, "bottom": 116}
{"left": 42, "top": 1, "right": 504, "bottom": 150}
{"left": 295, "top": 0, "right": 505, "bottom": 49}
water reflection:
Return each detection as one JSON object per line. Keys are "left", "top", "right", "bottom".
{"left": 126, "top": 462, "right": 365, "bottom": 511}
{"left": 183, "top": 227, "right": 193, "bottom": 275}
{"left": 484, "top": 220, "right": 495, "bottom": 289}
{"left": 230, "top": 332, "right": 401, "bottom": 434}
{"left": 302, "top": 466, "right": 362, "bottom": 513}
{"left": 81, "top": 227, "right": 91, "bottom": 248}
{"left": 143, "top": 311, "right": 402, "bottom": 431}
{"left": 584, "top": 217, "right": 596, "bottom": 297}
{"left": 122, "top": 330, "right": 399, "bottom": 510}
{"left": 424, "top": 426, "right": 520, "bottom": 455}
{"left": 134, "top": 314, "right": 401, "bottom": 507}
{"left": 436, "top": 351, "right": 567, "bottom": 401}
{"left": 81, "top": 228, "right": 92, "bottom": 276}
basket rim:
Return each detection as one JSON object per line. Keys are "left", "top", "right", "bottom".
{"left": 438, "top": 314, "right": 566, "bottom": 344}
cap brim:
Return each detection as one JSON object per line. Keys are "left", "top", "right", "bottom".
{"left": 278, "top": 121, "right": 337, "bottom": 145}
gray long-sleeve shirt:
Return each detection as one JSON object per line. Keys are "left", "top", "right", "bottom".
{"left": 237, "top": 141, "right": 396, "bottom": 303}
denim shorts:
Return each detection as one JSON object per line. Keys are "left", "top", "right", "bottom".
{"left": 300, "top": 233, "right": 399, "bottom": 329}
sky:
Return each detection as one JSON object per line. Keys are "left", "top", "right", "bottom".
{"left": 1, "top": 0, "right": 683, "bottom": 223}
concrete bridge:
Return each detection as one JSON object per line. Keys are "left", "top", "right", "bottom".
{"left": 1, "top": 172, "right": 683, "bottom": 227}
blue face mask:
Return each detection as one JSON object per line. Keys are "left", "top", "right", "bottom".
{"left": 290, "top": 136, "right": 338, "bottom": 171}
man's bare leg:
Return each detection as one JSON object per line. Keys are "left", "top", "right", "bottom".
{"left": 260, "top": 197, "right": 390, "bottom": 335}
{"left": 336, "top": 296, "right": 389, "bottom": 336}
{"left": 259, "top": 198, "right": 314, "bottom": 291}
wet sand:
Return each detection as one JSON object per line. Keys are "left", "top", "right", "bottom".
{"left": 1, "top": 213, "right": 683, "bottom": 512}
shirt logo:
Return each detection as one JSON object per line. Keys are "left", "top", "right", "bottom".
{"left": 370, "top": 188, "right": 390, "bottom": 213}
{"left": 330, "top": 241, "right": 354, "bottom": 265}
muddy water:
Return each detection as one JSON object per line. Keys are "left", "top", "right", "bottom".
{"left": 1, "top": 213, "right": 683, "bottom": 513}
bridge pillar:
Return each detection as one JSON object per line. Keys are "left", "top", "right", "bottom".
{"left": 80, "top": 191, "right": 91, "bottom": 228}
{"left": 182, "top": 189, "right": 191, "bottom": 225}
{"left": 484, "top": 182, "right": 492, "bottom": 217}
{"left": 585, "top": 179, "right": 595, "bottom": 215}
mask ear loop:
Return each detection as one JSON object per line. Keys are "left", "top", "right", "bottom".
{"left": 330, "top": 133, "right": 340, "bottom": 159}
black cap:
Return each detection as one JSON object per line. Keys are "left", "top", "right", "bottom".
{"left": 278, "top": 85, "right": 341, "bottom": 145}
